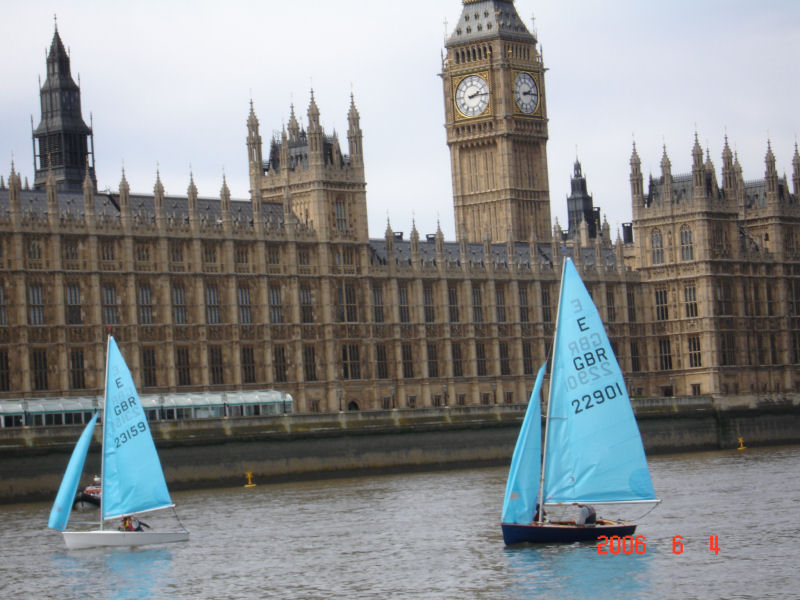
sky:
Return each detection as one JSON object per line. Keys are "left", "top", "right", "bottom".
{"left": 2, "top": 1, "right": 799, "bottom": 241}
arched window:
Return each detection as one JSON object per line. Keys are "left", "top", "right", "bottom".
{"left": 651, "top": 229, "right": 664, "bottom": 265}
{"left": 680, "top": 226, "right": 694, "bottom": 261}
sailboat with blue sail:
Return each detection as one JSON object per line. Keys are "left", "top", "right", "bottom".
{"left": 49, "top": 335, "right": 189, "bottom": 549}
{"left": 501, "top": 257, "right": 659, "bottom": 545}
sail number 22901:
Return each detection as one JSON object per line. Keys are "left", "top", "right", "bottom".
{"left": 571, "top": 382, "right": 624, "bottom": 415}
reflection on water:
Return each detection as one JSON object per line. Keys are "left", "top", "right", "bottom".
{"left": 1, "top": 445, "right": 798, "bottom": 599}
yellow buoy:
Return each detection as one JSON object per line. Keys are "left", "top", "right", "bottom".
{"left": 737, "top": 437, "right": 747, "bottom": 450}
{"left": 244, "top": 471, "right": 257, "bottom": 488}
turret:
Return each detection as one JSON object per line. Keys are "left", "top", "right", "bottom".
{"left": 220, "top": 172, "right": 232, "bottom": 233}
{"left": 660, "top": 144, "right": 672, "bottom": 201}
{"left": 721, "top": 136, "right": 736, "bottom": 198}
{"left": 765, "top": 140, "right": 779, "bottom": 203}
{"left": 629, "top": 142, "right": 644, "bottom": 212}
{"left": 246, "top": 100, "right": 262, "bottom": 199}
{"left": 307, "top": 90, "right": 323, "bottom": 162}
{"left": 347, "top": 93, "right": 363, "bottom": 166}
{"left": 118, "top": 167, "right": 130, "bottom": 229}
{"left": 82, "top": 157, "right": 95, "bottom": 228}
{"left": 792, "top": 143, "right": 800, "bottom": 198}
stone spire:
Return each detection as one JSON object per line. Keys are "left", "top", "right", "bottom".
{"left": 792, "top": 142, "right": 800, "bottom": 197}
{"left": 660, "top": 144, "right": 672, "bottom": 200}
{"left": 246, "top": 99, "right": 263, "bottom": 201}
{"left": 347, "top": 93, "right": 363, "bottom": 164}
{"left": 765, "top": 140, "right": 778, "bottom": 201}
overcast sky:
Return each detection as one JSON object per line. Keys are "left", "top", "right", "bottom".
{"left": 2, "top": 1, "right": 799, "bottom": 240}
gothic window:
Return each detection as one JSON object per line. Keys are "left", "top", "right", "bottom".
{"left": 792, "top": 333, "right": 800, "bottom": 364}
{"left": 337, "top": 283, "right": 357, "bottom": 323}
{"left": 398, "top": 283, "right": 410, "bottom": 323}
{"left": 342, "top": 344, "right": 361, "bottom": 380}
{"left": 518, "top": 285, "right": 529, "bottom": 323}
{"left": 141, "top": 347, "right": 157, "bottom": 387}
{"left": 334, "top": 198, "right": 348, "bottom": 232}
{"left": 630, "top": 341, "right": 641, "bottom": 372}
{"left": 135, "top": 242, "right": 150, "bottom": 264}
{"left": 209, "top": 346, "right": 224, "bottom": 385}
{"left": 266, "top": 246, "right": 280, "bottom": 266}
{"left": 100, "top": 241, "right": 115, "bottom": 262}
{"left": 680, "top": 226, "right": 694, "bottom": 261}
{"left": 176, "top": 347, "right": 191, "bottom": 386}
{"left": 790, "top": 280, "right": 800, "bottom": 316}
{"left": 269, "top": 285, "right": 284, "bottom": 324}
{"left": 273, "top": 346, "right": 288, "bottom": 383}
{"left": 0, "top": 350, "right": 9, "bottom": 391}
{"left": 203, "top": 244, "right": 217, "bottom": 265}
{"left": 541, "top": 286, "right": 552, "bottom": 323}
{"left": 376, "top": 344, "right": 389, "bottom": 380}
{"left": 70, "top": 349, "right": 86, "bottom": 389}
{"left": 423, "top": 283, "right": 436, "bottom": 323}
{"left": 102, "top": 284, "right": 118, "bottom": 325}
{"left": 63, "top": 239, "right": 79, "bottom": 262}
{"left": 297, "top": 247, "right": 310, "bottom": 266}
{"left": 472, "top": 284, "right": 483, "bottom": 323}
{"left": 427, "top": 344, "right": 438, "bottom": 378}
{"left": 715, "top": 281, "right": 733, "bottom": 315}
{"left": 452, "top": 342, "right": 464, "bottom": 378}
{"left": 658, "top": 338, "right": 672, "bottom": 370}
{"left": 655, "top": 287, "right": 668, "bottom": 321}
{"left": 138, "top": 283, "right": 153, "bottom": 325}
{"left": 720, "top": 333, "right": 736, "bottom": 366}
{"left": 172, "top": 283, "right": 187, "bottom": 324}
{"left": 476, "top": 342, "right": 487, "bottom": 376}
{"left": 495, "top": 286, "right": 506, "bottom": 323}
{"left": 170, "top": 242, "right": 184, "bottom": 264}
{"left": 684, "top": 284, "right": 698, "bottom": 318}
{"left": 448, "top": 284, "right": 460, "bottom": 323}
{"left": 0, "top": 283, "right": 5, "bottom": 325}
{"left": 28, "top": 283, "right": 45, "bottom": 325}
{"left": 234, "top": 244, "right": 249, "bottom": 266}
{"left": 372, "top": 284, "right": 384, "bottom": 323}
{"left": 27, "top": 239, "right": 42, "bottom": 261}
{"left": 499, "top": 342, "right": 510, "bottom": 376}
{"left": 303, "top": 345, "right": 317, "bottom": 382}
{"left": 205, "top": 284, "right": 221, "bottom": 324}
{"left": 606, "top": 287, "right": 616, "bottom": 322}
{"left": 300, "top": 285, "right": 314, "bottom": 323}
{"left": 401, "top": 343, "right": 414, "bottom": 378}
{"left": 241, "top": 346, "right": 256, "bottom": 383}
{"left": 688, "top": 336, "right": 702, "bottom": 368}
{"left": 66, "top": 283, "right": 82, "bottom": 325}
{"left": 236, "top": 285, "right": 251, "bottom": 324}
{"left": 651, "top": 229, "right": 664, "bottom": 265}
{"left": 627, "top": 287, "right": 637, "bottom": 322}
{"left": 31, "top": 348, "right": 48, "bottom": 390}
{"left": 522, "top": 341, "right": 533, "bottom": 375}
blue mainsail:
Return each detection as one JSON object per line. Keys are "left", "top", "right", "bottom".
{"left": 102, "top": 337, "right": 172, "bottom": 520}
{"left": 48, "top": 413, "right": 99, "bottom": 531}
{"left": 502, "top": 363, "right": 547, "bottom": 524}
{"left": 543, "top": 258, "right": 656, "bottom": 504}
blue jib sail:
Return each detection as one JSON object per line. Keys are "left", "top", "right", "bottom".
{"left": 102, "top": 337, "right": 173, "bottom": 520}
{"left": 502, "top": 363, "right": 547, "bottom": 524}
{"left": 544, "top": 258, "right": 656, "bottom": 504}
{"left": 48, "top": 413, "right": 99, "bottom": 531}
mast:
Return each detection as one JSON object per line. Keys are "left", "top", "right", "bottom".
{"left": 536, "top": 258, "right": 568, "bottom": 522}
{"left": 99, "top": 334, "right": 111, "bottom": 531}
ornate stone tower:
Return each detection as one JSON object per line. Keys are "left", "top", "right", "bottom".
{"left": 32, "top": 25, "right": 95, "bottom": 192}
{"left": 442, "top": 0, "right": 551, "bottom": 244}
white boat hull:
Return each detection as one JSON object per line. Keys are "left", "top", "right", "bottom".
{"left": 62, "top": 530, "right": 189, "bottom": 549}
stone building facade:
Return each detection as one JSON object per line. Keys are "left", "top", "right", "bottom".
{"left": 2, "top": 1, "right": 799, "bottom": 412}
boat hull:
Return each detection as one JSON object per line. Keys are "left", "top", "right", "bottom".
{"left": 62, "top": 530, "right": 189, "bottom": 550}
{"left": 501, "top": 520, "right": 637, "bottom": 545}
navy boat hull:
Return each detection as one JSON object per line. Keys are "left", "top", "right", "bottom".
{"left": 501, "top": 520, "right": 637, "bottom": 545}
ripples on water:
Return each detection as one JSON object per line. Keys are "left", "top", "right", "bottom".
{"left": 1, "top": 446, "right": 798, "bottom": 599}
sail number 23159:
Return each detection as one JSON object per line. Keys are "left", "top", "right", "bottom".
{"left": 115, "top": 421, "right": 146, "bottom": 448}
{"left": 571, "top": 382, "right": 624, "bottom": 415}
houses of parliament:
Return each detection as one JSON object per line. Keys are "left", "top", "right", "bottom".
{"left": 2, "top": 0, "right": 800, "bottom": 414}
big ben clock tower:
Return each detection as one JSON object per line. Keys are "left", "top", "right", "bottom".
{"left": 443, "top": 0, "right": 551, "bottom": 244}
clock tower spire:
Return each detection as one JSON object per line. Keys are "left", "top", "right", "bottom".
{"left": 442, "top": 0, "right": 551, "bottom": 244}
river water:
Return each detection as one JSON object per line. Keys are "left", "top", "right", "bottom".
{"left": 0, "top": 445, "right": 798, "bottom": 599}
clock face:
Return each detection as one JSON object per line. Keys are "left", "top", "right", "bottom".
{"left": 514, "top": 72, "right": 539, "bottom": 114}
{"left": 455, "top": 75, "right": 490, "bottom": 118}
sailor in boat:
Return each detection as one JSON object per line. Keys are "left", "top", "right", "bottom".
{"left": 120, "top": 515, "right": 151, "bottom": 532}
{"left": 532, "top": 503, "right": 547, "bottom": 523}
{"left": 576, "top": 504, "right": 597, "bottom": 526}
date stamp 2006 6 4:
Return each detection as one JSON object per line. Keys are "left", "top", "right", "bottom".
{"left": 597, "top": 535, "right": 721, "bottom": 555}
